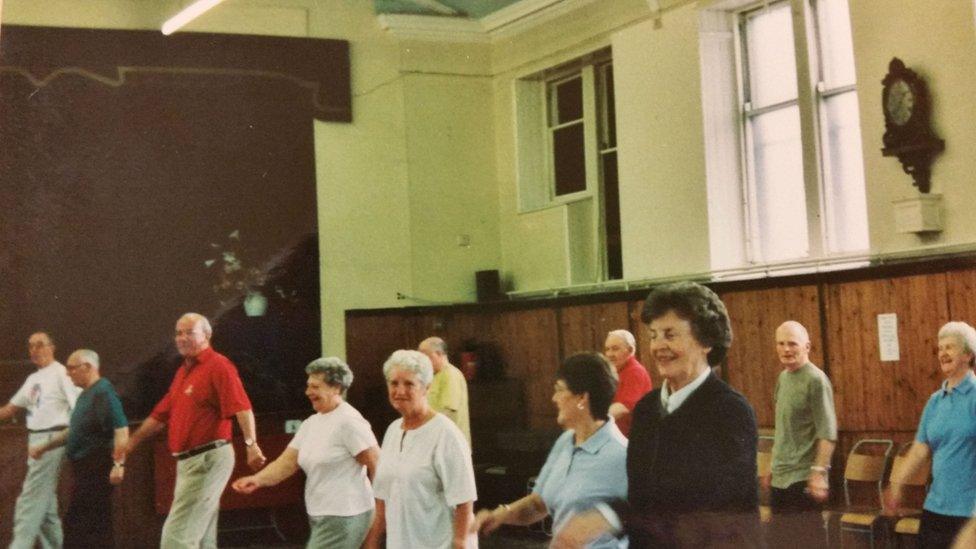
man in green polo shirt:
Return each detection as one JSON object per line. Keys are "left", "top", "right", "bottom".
{"left": 29, "top": 349, "right": 129, "bottom": 549}
{"left": 764, "top": 321, "right": 837, "bottom": 549}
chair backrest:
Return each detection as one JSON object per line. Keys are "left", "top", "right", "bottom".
{"left": 845, "top": 453, "right": 888, "bottom": 482}
{"left": 843, "top": 439, "right": 894, "bottom": 507}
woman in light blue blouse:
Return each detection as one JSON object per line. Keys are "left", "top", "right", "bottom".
{"left": 471, "top": 353, "right": 628, "bottom": 548}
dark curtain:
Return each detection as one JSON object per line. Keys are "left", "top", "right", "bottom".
{"left": 0, "top": 29, "right": 336, "bottom": 415}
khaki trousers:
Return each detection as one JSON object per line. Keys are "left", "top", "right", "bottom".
{"left": 9, "top": 432, "right": 65, "bottom": 549}
{"left": 160, "top": 443, "right": 234, "bottom": 549}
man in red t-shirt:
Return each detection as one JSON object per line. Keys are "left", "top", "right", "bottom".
{"left": 605, "top": 329, "right": 653, "bottom": 437}
{"left": 125, "top": 313, "right": 266, "bottom": 548}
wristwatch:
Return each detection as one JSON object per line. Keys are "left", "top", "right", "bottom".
{"left": 244, "top": 438, "right": 256, "bottom": 448}
{"left": 113, "top": 461, "right": 125, "bottom": 468}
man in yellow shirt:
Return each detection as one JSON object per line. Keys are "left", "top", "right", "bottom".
{"left": 418, "top": 337, "right": 471, "bottom": 447}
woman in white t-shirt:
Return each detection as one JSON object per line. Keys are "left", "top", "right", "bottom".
{"left": 232, "top": 357, "right": 379, "bottom": 549}
{"left": 364, "top": 350, "right": 477, "bottom": 549}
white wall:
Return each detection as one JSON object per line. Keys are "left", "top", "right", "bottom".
{"left": 491, "top": 0, "right": 976, "bottom": 289}
{"left": 613, "top": 4, "right": 711, "bottom": 280}
{"left": 851, "top": 0, "right": 976, "bottom": 256}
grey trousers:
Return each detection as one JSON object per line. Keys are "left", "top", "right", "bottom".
{"left": 9, "top": 432, "right": 65, "bottom": 549}
{"left": 306, "top": 509, "right": 374, "bottom": 549}
{"left": 160, "top": 444, "right": 234, "bottom": 549}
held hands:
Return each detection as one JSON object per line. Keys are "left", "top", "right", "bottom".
{"left": 245, "top": 444, "right": 266, "bottom": 471}
{"left": 471, "top": 507, "right": 506, "bottom": 535}
{"left": 109, "top": 464, "right": 125, "bottom": 485}
{"left": 231, "top": 475, "right": 262, "bottom": 494}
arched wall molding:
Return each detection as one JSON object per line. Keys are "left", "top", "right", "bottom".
{"left": 0, "top": 24, "right": 351, "bottom": 122}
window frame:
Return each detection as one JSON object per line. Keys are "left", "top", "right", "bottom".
{"left": 513, "top": 48, "right": 621, "bottom": 282}
{"left": 725, "top": 0, "right": 865, "bottom": 267}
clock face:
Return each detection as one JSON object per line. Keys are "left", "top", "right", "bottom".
{"left": 886, "top": 79, "right": 915, "bottom": 126}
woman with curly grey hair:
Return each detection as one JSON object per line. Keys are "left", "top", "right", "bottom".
{"left": 232, "top": 357, "right": 379, "bottom": 549}
{"left": 554, "top": 282, "right": 760, "bottom": 548}
{"left": 365, "top": 349, "right": 477, "bottom": 549}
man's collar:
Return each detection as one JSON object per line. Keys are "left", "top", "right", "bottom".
{"left": 783, "top": 361, "right": 812, "bottom": 374}
{"left": 185, "top": 346, "right": 215, "bottom": 366}
{"left": 621, "top": 355, "right": 641, "bottom": 371}
{"left": 34, "top": 360, "right": 56, "bottom": 370}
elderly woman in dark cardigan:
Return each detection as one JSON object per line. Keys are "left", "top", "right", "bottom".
{"left": 554, "top": 281, "right": 760, "bottom": 548}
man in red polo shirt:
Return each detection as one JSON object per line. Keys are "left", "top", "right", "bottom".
{"left": 126, "top": 312, "right": 266, "bottom": 548}
{"left": 604, "top": 329, "right": 653, "bottom": 437}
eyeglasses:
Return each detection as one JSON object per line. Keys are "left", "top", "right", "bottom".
{"left": 28, "top": 342, "right": 51, "bottom": 349}
{"left": 65, "top": 363, "right": 88, "bottom": 372}
{"left": 174, "top": 329, "right": 204, "bottom": 337}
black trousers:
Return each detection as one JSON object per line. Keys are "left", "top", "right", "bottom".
{"left": 64, "top": 451, "right": 115, "bottom": 549}
{"left": 918, "top": 509, "right": 968, "bottom": 549}
{"left": 767, "top": 481, "right": 826, "bottom": 549}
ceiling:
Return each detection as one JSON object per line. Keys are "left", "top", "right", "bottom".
{"left": 373, "top": 0, "right": 525, "bottom": 19}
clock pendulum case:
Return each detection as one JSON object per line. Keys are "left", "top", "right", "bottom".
{"left": 881, "top": 57, "right": 945, "bottom": 193}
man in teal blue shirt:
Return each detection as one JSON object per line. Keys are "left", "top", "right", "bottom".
{"left": 30, "top": 349, "right": 129, "bottom": 549}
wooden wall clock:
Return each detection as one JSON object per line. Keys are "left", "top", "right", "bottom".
{"left": 881, "top": 57, "right": 944, "bottom": 193}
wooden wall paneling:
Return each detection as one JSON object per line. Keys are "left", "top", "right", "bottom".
{"left": 490, "top": 308, "right": 561, "bottom": 430}
{"left": 406, "top": 312, "right": 449, "bottom": 350}
{"left": 824, "top": 274, "right": 948, "bottom": 432}
{"left": 946, "top": 267, "right": 976, "bottom": 322}
{"left": 558, "top": 302, "right": 631, "bottom": 360}
{"left": 719, "top": 286, "right": 822, "bottom": 428}
{"left": 344, "top": 313, "right": 414, "bottom": 435}
{"left": 113, "top": 437, "right": 165, "bottom": 548}
{"left": 628, "top": 300, "right": 662, "bottom": 389}
{"left": 830, "top": 429, "right": 915, "bottom": 507}
{"left": 442, "top": 311, "right": 498, "bottom": 363}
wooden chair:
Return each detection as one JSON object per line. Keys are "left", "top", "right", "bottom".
{"left": 836, "top": 439, "right": 894, "bottom": 548}
{"left": 757, "top": 435, "right": 774, "bottom": 524}
{"left": 889, "top": 442, "right": 931, "bottom": 548}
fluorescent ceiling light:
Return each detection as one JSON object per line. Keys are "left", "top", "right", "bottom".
{"left": 162, "top": 0, "right": 228, "bottom": 35}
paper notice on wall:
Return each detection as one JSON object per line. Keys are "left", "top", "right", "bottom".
{"left": 878, "top": 313, "right": 900, "bottom": 362}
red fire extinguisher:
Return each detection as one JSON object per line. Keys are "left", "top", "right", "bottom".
{"left": 460, "top": 351, "right": 478, "bottom": 381}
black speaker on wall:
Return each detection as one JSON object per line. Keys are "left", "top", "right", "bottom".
{"left": 475, "top": 269, "right": 504, "bottom": 302}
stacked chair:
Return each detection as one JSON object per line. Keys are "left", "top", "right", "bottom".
{"left": 833, "top": 439, "right": 894, "bottom": 548}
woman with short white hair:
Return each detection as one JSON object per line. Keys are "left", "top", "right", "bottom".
{"left": 365, "top": 350, "right": 477, "bottom": 549}
{"left": 232, "top": 357, "right": 378, "bottom": 549}
{"left": 887, "top": 321, "right": 976, "bottom": 548}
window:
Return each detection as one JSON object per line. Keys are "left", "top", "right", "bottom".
{"left": 703, "top": 0, "right": 867, "bottom": 267}
{"left": 548, "top": 75, "right": 587, "bottom": 196}
{"left": 516, "top": 49, "right": 622, "bottom": 281}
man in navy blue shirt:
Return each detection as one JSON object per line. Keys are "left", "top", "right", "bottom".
{"left": 30, "top": 349, "right": 129, "bottom": 549}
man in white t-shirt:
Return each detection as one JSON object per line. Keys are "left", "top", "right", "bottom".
{"left": 0, "top": 331, "right": 81, "bottom": 549}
